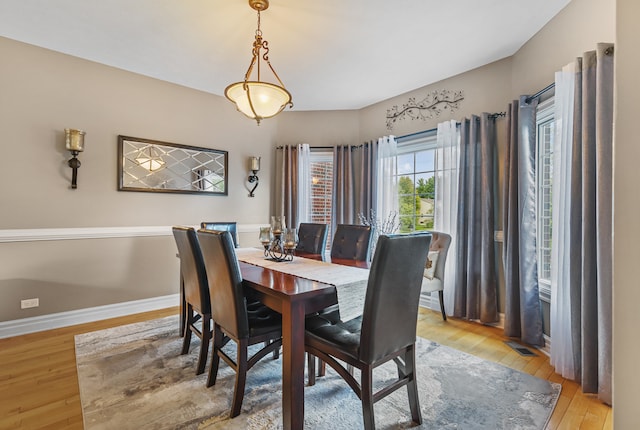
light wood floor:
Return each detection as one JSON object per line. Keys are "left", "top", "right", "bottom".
{"left": 0, "top": 307, "right": 611, "bottom": 429}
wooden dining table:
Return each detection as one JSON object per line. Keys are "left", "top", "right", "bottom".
{"left": 237, "top": 251, "right": 369, "bottom": 430}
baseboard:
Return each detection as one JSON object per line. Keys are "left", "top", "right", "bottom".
{"left": 0, "top": 294, "right": 180, "bottom": 339}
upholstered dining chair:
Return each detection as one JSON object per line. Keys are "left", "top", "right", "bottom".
{"left": 308, "top": 223, "right": 372, "bottom": 378}
{"left": 172, "top": 226, "right": 212, "bottom": 375}
{"left": 330, "top": 224, "right": 373, "bottom": 262}
{"left": 200, "top": 221, "right": 239, "bottom": 248}
{"left": 196, "top": 229, "right": 282, "bottom": 418}
{"left": 421, "top": 230, "right": 452, "bottom": 320}
{"left": 305, "top": 233, "right": 432, "bottom": 430}
{"left": 295, "top": 222, "right": 328, "bottom": 255}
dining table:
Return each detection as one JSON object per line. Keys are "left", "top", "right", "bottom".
{"left": 235, "top": 248, "right": 370, "bottom": 430}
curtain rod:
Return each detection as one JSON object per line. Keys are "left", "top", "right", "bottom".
{"left": 396, "top": 127, "right": 438, "bottom": 140}
{"left": 276, "top": 145, "right": 333, "bottom": 150}
{"left": 525, "top": 83, "right": 555, "bottom": 104}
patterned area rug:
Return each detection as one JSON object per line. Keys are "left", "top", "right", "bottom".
{"left": 75, "top": 316, "right": 560, "bottom": 429}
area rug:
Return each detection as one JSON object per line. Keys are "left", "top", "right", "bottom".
{"left": 75, "top": 316, "right": 560, "bottom": 429}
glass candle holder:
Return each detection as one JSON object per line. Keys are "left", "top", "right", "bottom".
{"left": 271, "top": 215, "right": 286, "bottom": 235}
{"left": 283, "top": 228, "right": 298, "bottom": 250}
{"left": 259, "top": 226, "right": 273, "bottom": 246}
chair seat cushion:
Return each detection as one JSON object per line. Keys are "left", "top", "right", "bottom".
{"left": 421, "top": 276, "right": 443, "bottom": 293}
{"left": 305, "top": 314, "right": 362, "bottom": 358}
{"left": 247, "top": 299, "right": 282, "bottom": 337}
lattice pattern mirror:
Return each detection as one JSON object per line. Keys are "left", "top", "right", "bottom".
{"left": 118, "top": 135, "right": 228, "bottom": 195}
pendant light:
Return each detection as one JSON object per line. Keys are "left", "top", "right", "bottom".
{"left": 225, "top": 0, "right": 293, "bottom": 125}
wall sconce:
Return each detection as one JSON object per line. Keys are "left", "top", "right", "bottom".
{"left": 65, "top": 128, "right": 85, "bottom": 189}
{"left": 248, "top": 156, "right": 260, "bottom": 197}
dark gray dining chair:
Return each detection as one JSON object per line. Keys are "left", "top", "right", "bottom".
{"left": 306, "top": 233, "right": 432, "bottom": 430}
{"left": 295, "top": 223, "right": 328, "bottom": 255}
{"left": 309, "top": 223, "right": 372, "bottom": 378}
{"left": 200, "top": 221, "right": 239, "bottom": 248}
{"left": 330, "top": 224, "right": 373, "bottom": 262}
{"left": 172, "top": 226, "right": 212, "bottom": 375}
{"left": 197, "top": 228, "right": 282, "bottom": 418}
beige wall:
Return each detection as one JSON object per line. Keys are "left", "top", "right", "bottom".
{"left": 358, "top": 58, "right": 513, "bottom": 142}
{"left": 614, "top": 0, "right": 639, "bottom": 426}
{"left": 276, "top": 110, "right": 360, "bottom": 146}
{"left": 512, "top": 0, "right": 616, "bottom": 96}
{"left": 0, "top": 37, "right": 277, "bottom": 229}
{"left": 0, "top": 36, "right": 277, "bottom": 321}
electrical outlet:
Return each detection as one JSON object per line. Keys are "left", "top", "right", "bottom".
{"left": 21, "top": 298, "right": 39, "bottom": 309}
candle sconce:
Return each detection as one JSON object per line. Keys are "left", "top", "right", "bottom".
{"left": 259, "top": 216, "right": 298, "bottom": 262}
{"left": 248, "top": 156, "right": 260, "bottom": 197}
{"left": 65, "top": 128, "right": 86, "bottom": 189}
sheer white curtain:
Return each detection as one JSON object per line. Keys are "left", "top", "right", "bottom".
{"left": 297, "top": 143, "right": 311, "bottom": 224}
{"left": 434, "top": 120, "right": 459, "bottom": 316}
{"left": 550, "top": 63, "right": 576, "bottom": 377}
{"left": 375, "top": 136, "right": 398, "bottom": 223}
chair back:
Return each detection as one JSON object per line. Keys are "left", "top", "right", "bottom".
{"left": 296, "top": 223, "right": 328, "bottom": 254}
{"left": 359, "top": 233, "right": 431, "bottom": 364}
{"left": 172, "top": 226, "right": 210, "bottom": 314}
{"left": 428, "top": 231, "right": 452, "bottom": 281}
{"left": 197, "top": 229, "right": 250, "bottom": 339}
{"left": 200, "top": 222, "right": 239, "bottom": 248}
{"left": 330, "top": 224, "right": 372, "bottom": 261}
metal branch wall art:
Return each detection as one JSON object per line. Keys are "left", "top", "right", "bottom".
{"left": 386, "top": 89, "right": 464, "bottom": 130}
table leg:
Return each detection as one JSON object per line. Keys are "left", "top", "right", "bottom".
{"left": 281, "top": 300, "right": 305, "bottom": 430}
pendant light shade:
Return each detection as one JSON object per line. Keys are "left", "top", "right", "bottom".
{"left": 225, "top": 81, "right": 292, "bottom": 122}
{"left": 225, "top": 0, "right": 292, "bottom": 125}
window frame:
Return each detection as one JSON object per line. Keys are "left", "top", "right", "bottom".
{"left": 396, "top": 130, "right": 438, "bottom": 233}
{"left": 535, "top": 98, "right": 555, "bottom": 303}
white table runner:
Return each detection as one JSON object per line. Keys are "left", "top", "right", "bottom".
{"left": 236, "top": 248, "right": 369, "bottom": 320}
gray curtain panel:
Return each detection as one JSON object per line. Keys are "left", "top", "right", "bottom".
{"left": 503, "top": 97, "right": 544, "bottom": 346}
{"left": 332, "top": 145, "right": 355, "bottom": 235}
{"left": 274, "top": 145, "right": 300, "bottom": 229}
{"left": 453, "top": 114, "right": 498, "bottom": 322}
{"left": 574, "top": 44, "right": 613, "bottom": 403}
{"left": 355, "top": 141, "right": 378, "bottom": 219}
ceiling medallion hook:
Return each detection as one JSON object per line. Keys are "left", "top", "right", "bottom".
{"left": 249, "top": 0, "right": 269, "bottom": 12}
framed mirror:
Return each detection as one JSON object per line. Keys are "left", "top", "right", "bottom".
{"left": 118, "top": 135, "right": 228, "bottom": 195}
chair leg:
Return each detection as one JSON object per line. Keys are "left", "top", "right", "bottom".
{"left": 318, "top": 357, "right": 326, "bottom": 377}
{"left": 230, "top": 339, "right": 249, "bottom": 418}
{"left": 179, "top": 274, "right": 186, "bottom": 337}
{"left": 361, "top": 366, "right": 375, "bottom": 430}
{"left": 207, "top": 324, "right": 224, "bottom": 387}
{"left": 438, "top": 290, "right": 447, "bottom": 321}
{"left": 405, "top": 346, "right": 422, "bottom": 425}
{"left": 180, "top": 304, "right": 193, "bottom": 355}
{"left": 307, "top": 353, "right": 316, "bottom": 386}
{"left": 196, "top": 314, "right": 211, "bottom": 375}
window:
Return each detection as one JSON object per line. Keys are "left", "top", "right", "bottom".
{"left": 309, "top": 150, "right": 334, "bottom": 247}
{"left": 396, "top": 131, "right": 438, "bottom": 233}
{"left": 536, "top": 98, "right": 554, "bottom": 302}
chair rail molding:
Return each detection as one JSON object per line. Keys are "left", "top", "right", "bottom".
{"left": 0, "top": 224, "right": 264, "bottom": 243}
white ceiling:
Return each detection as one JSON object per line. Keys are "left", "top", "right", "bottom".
{"left": 0, "top": 0, "right": 570, "bottom": 111}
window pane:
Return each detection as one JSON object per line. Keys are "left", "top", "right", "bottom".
{"left": 415, "top": 173, "right": 435, "bottom": 199}
{"left": 415, "top": 150, "right": 435, "bottom": 173}
{"left": 397, "top": 153, "right": 414, "bottom": 175}
{"left": 417, "top": 215, "right": 434, "bottom": 231}
{"left": 398, "top": 216, "right": 415, "bottom": 233}
{"left": 535, "top": 103, "right": 554, "bottom": 297}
